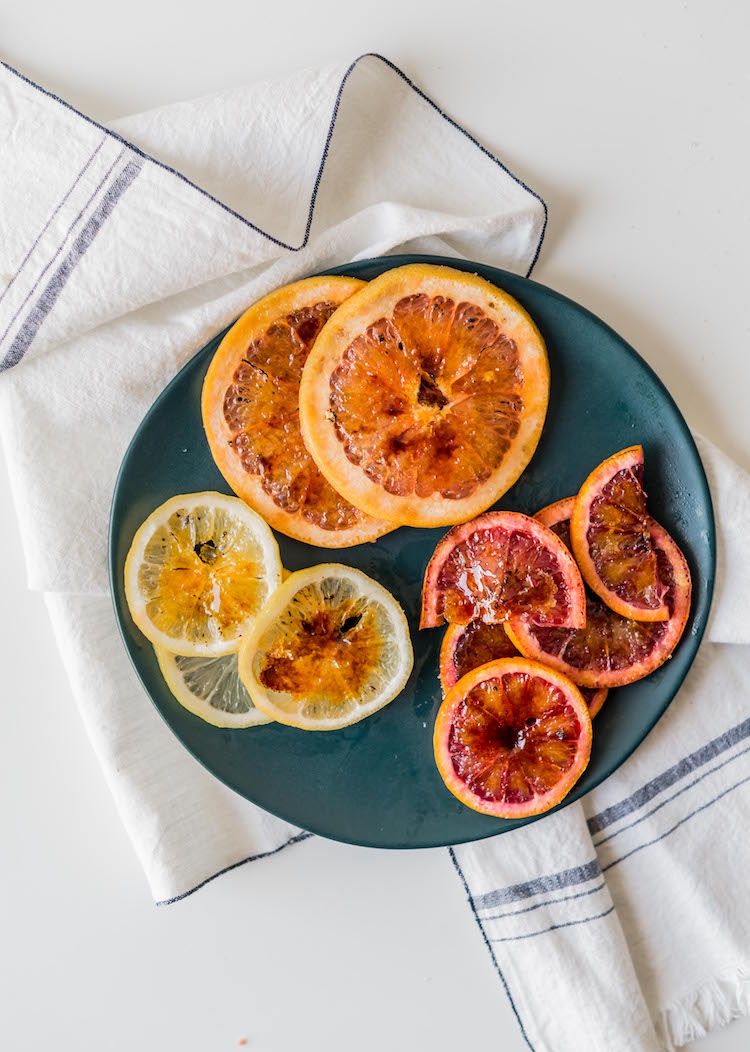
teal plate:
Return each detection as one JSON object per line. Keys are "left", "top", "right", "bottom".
{"left": 109, "top": 255, "right": 715, "bottom": 848}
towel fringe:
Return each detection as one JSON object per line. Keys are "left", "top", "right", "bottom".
{"left": 655, "top": 961, "right": 750, "bottom": 1050}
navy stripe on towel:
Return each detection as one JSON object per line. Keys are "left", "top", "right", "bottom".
{"left": 0, "top": 136, "right": 107, "bottom": 310}
{"left": 156, "top": 831, "right": 313, "bottom": 906}
{"left": 473, "top": 858, "right": 601, "bottom": 911}
{"left": 482, "top": 879, "right": 607, "bottom": 923}
{"left": 449, "top": 848, "right": 536, "bottom": 1051}
{"left": 602, "top": 771, "right": 750, "bottom": 873}
{"left": 490, "top": 904, "right": 615, "bottom": 944}
{"left": 588, "top": 716, "right": 750, "bottom": 835}
{"left": 0, "top": 156, "right": 143, "bottom": 371}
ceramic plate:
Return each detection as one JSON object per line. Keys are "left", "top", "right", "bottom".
{"left": 109, "top": 255, "right": 715, "bottom": 848}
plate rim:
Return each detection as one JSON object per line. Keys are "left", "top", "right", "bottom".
{"left": 108, "top": 253, "right": 716, "bottom": 848}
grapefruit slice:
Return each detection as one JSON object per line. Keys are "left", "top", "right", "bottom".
{"left": 202, "top": 276, "right": 394, "bottom": 547}
{"left": 420, "top": 511, "right": 586, "bottom": 630}
{"left": 299, "top": 264, "right": 549, "bottom": 527}
{"left": 237, "top": 564, "right": 413, "bottom": 731}
{"left": 434, "top": 658, "right": 592, "bottom": 818}
{"left": 439, "top": 619, "right": 608, "bottom": 717}
{"left": 570, "top": 446, "right": 671, "bottom": 621}
{"left": 507, "top": 496, "right": 692, "bottom": 688}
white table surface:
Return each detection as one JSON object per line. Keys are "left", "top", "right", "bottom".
{"left": 2, "top": 2, "right": 749, "bottom": 1050}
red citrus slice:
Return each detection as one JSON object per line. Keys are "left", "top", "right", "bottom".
{"left": 570, "top": 446, "right": 671, "bottom": 621}
{"left": 507, "top": 497, "right": 692, "bottom": 688}
{"left": 299, "top": 264, "right": 550, "bottom": 528}
{"left": 420, "top": 511, "right": 586, "bottom": 630}
{"left": 439, "top": 619, "right": 608, "bottom": 716}
{"left": 202, "top": 277, "right": 394, "bottom": 547}
{"left": 434, "top": 658, "right": 593, "bottom": 818}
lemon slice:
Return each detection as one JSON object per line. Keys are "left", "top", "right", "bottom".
{"left": 155, "top": 647, "right": 272, "bottom": 728}
{"left": 238, "top": 564, "right": 413, "bottom": 731}
{"left": 124, "top": 492, "right": 282, "bottom": 657}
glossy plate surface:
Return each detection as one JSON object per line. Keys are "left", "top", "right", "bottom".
{"left": 109, "top": 255, "right": 715, "bottom": 848}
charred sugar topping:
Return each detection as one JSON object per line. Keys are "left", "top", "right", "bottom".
{"left": 259, "top": 600, "right": 383, "bottom": 704}
{"left": 328, "top": 294, "right": 523, "bottom": 500}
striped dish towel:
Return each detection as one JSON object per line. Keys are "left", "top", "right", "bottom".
{"left": 1, "top": 53, "right": 749, "bottom": 1052}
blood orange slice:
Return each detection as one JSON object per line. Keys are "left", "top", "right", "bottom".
{"left": 420, "top": 511, "right": 586, "bottom": 630}
{"left": 299, "top": 264, "right": 549, "bottom": 528}
{"left": 570, "top": 446, "right": 672, "bottom": 621}
{"left": 202, "top": 277, "right": 394, "bottom": 547}
{"left": 434, "top": 658, "right": 592, "bottom": 818}
{"left": 507, "top": 497, "right": 692, "bottom": 688}
{"left": 439, "top": 619, "right": 608, "bottom": 716}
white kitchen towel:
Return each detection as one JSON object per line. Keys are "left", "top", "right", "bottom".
{"left": 452, "top": 437, "right": 750, "bottom": 1052}
{"left": 1, "top": 53, "right": 748, "bottom": 1052}
{"left": 0, "top": 53, "right": 545, "bottom": 898}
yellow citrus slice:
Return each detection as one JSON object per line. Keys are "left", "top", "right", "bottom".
{"left": 299, "top": 263, "right": 550, "bottom": 527}
{"left": 155, "top": 647, "right": 272, "bottom": 728}
{"left": 237, "top": 564, "right": 413, "bottom": 730}
{"left": 124, "top": 492, "right": 282, "bottom": 657}
{"left": 434, "top": 658, "right": 593, "bottom": 818}
{"left": 202, "top": 276, "right": 395, "bottom": 547}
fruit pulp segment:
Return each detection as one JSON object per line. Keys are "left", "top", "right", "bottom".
{"left": 328, "top": 294, "right": 523, "bottom": 500}
{"left": 256, "top": 578, "right": 395, "bottom": 720}
{"left": 587, "top": 465, "right": 667, "bottom": 611}
{"left": 223, "top": 303, "right": 363, "bottom": 530}
{"left": 139, "top": 508, "right": 268, "bottom": 644}
{"left": 436, "top": 526, "right": 574, "bottom": 625}
{"left": 452, "top": 622, "right": 518, "bottom": 681}
{"left": 448, "top": 673, "right": 582, "bottom": 804}
{"left": 174, "top": 654, "right": 254, "bottom": 714}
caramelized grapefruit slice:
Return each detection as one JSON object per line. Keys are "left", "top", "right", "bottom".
{"left": 434, "top": 658, "right": 592, "bottom": 818}
{"left": 439, "top": 619, "right": 608, "bottom": 716}
{"left": 439, "top": 621, "right": 517, "bottom": 692}
{"left": 299, "top": 264, "right": 549, "bottom": 527}
{"left": 508, "top": 496, "right": 691, "bottom": 689}
{"left": 571, "top": 446, "right": 671, "bottom": 621}
{"left": 420, "top": 511, "right": 586, "bottom": 630}
{"left": 202, "top": 277, "right": 394, "bottom": 547}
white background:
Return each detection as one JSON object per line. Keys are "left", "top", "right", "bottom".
{"left": 2, "top": 2, "right": 749, "bottom": 1050}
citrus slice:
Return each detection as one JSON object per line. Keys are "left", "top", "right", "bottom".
{"left": 434, "top": 658, "right": 592, "bottom": 818}
{"left": 420, "top": 511, "right": 586, "bottom": 630}
{"left": 124, "top": 492, "right": 282, "bottom": 657}
{"left": 237, "top": 564, "right": 413, "bottom": 731}
{"left": 155, "top": 647, "right": 272, "bottom": 728}
{"left": 570, "top": 446, "right": 672, "bottom": 621}
{"left": 507, "top": 496, "right": 691, "bottom": 688}
{"left": 439, "top": 619, "right": 608, "bottom": 717}
{"left": 439, "top": 621, "right": 518, "bottom": 692}
{"left": 202, "top": 276, "right": 394, "bottom": 547}
{"left": 299, "top": 263, "right": 550, "bottom": 527}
